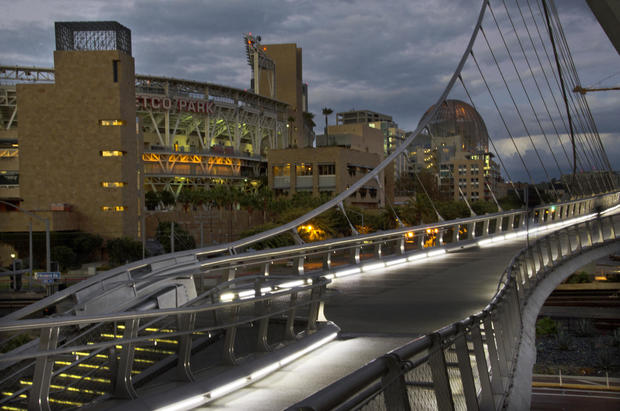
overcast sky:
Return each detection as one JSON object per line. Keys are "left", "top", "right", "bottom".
{"left": 2, "top": 0, "right": 618, "bottom": 182}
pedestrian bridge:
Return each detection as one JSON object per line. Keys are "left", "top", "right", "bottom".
{"left": 0, "top": 192, "right": 618, "bottom": 410}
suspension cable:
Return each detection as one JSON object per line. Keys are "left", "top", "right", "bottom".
{"left": 498, "top": 0, "right": 572, "bottom": 197}
{"left": 486, "top": 4, "right": 558, "bottom": 201}
{"left": 458, "top": 74, "right": 523, "bottom": 203}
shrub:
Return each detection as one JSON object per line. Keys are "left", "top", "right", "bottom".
{"left": 51, "top": 245, "right": 77, "bottom": 271}
{"left": 574, "top": 319, "right": 594, "bottom": 337}
{"left": 107, "top": 237, "right": 143, "bottom": 266}
{"left": 565, "top": 271, "right": 591, "bottom": 284}
{"left": 536, "top": 317, "right": 558, "bottom": 337}
{"left": 555, "top": 328, "right": 572, "bottom": 350}
{"left": 156, "top": 222, "right": 196, "bottom": 253}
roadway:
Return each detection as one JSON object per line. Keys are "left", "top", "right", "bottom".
{"left": 205, "top": 235, "right": 530, "bottom": 410}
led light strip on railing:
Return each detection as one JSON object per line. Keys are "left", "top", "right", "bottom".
{"left": 219, "top": 279, "right": 314, "bottom": 302}
{"left": 154, "top": 332, "right": 338, "bottom": 411}
{"left": 477, "top": 213, "right": 597, "bottom": 247}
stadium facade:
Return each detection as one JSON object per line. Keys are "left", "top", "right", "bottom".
{"left": 0, "top": 22, "right": 304, "bottom": 239}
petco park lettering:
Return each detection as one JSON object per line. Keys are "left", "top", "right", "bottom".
{"left": 136, "top": 95, "right": 215, "bottom": 114}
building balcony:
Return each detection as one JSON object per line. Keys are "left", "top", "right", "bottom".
{"left": 0, "top": 184, "right": 19, "bottom": 199}
{"left": 318, "top": 175, "right": 336, "bottom": 188}
{"left": 295, "top": 175, "right": 313, "bottom": 189}
{"left": 273, "top": 176, "right": 290, "bottom": 189}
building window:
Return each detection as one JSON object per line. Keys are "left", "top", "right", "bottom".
{"left": 102, "top": 206, "right": 126, "bottom": 212}
{"left": 99, "top": 120, "right": 125, "bottom": 126}
{"left": 113, "top": 60, "right": 119, "bottom": 82}
{"left": 100, "top": 150, "right": 126, "bottom": 157}
{"left": 272, "top": 164, "right": 290, "bottom": 177}
{"left": 295, "top": 163, "right": 313, "bottom": 176}
{"left": 101, "top": 181, "right": 127, "bottom": 188}
{"left": 458, "top": 165, "right": 467, "bottom": 175}
{"left": 318, "top": 163, "right": 335, "bottom": 175}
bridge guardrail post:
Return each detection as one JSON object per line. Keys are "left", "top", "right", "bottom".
{"left": 572, "top": 225, "right": 583, "bottom": 252}
{"left": 354, "top": 245, "right": 361, "bottom": 265}
{"left": 453, "top": 224, "right": 459, "bottom": 243}
{"left": 428, "top": 333, "right": 455, "bottom": 411}
{"left": 399, "top": 237, "right": 405, "bottom": 254}
{"left": 482, "top": 314, "right": 504, "bottom": 396}
{"left": 223, "top": 305, "right": 240, "bottom": 365}
{"left": 555, "top": 231, "right": 564, "bottom": 260}
{"left": 584, "top": 221, "right": 593, "bottom": 247}
{"left": 375, "top": 243, "right": 383, "bottom": 259}
{"left": 297, "top": 256, "right": 305, "bottom": 276}
{"left": 114, "top": 318, "right": 139, "bottom": 399}
{"left": 256, "top": 278, "right": 271, "bottom": 352}
{"left": 543, "top": 237, "right": 554, "bottom": 267}
{"left": 470, "top": 318, "right": 494, "bottom": 410}
{"left": 454, "top": 323, "right": 480, "bottom": 411}
{"left": 469, "top": 222, "right": 476, "bottom": 240}
{"left": 490, "top": 308, "right": 510, "bottom": 389}
{"left": 323, "top": 251, "right": 332, "bottom": 272}
{"left": 263, "top": 262, "right": 270, "bottom": 276}
{"left": 482, "top": 219, "right": 490, "bottom": 236}
{"left": 28, "top": 326, "right": 60, "bottom": 411}
{"left": 176, "top": 312, "right": 196, "bottom": 382}
{"left": 607, "top": 215, "right": 616, "bottom": 240}
{"left": 284, "top": 290, "right": 298, "bottom": 340}
{"left": 381, "top": 353, "right": 411, "bottom": 411}
{"left": 306, "top": 284, "right": 323, "bottom": 333}
{"left": 595, "top": 217, "right": 604, "bottom": 243}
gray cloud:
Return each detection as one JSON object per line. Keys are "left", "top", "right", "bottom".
{"left": 1, "top": 0, "right": 618, "bottom": 183}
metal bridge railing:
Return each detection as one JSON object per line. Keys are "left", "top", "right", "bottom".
{"left": 0, "top": 275, "right": 329, "bottom": 410}
{"left": 288, "top": 214, "right": 618, "bottom": 411}
{"left": 5, "top": 192, "right": 616, "bottom": 324}
{"left": 0, "top": 193, "right": 616, "bottom": 410}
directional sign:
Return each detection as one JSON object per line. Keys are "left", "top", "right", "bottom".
{"left": 34, "top": 272, "right": 61, "bottom": 281}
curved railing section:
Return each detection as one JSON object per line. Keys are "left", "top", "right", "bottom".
{"left": 288, "top": 214, "right": 618, "bottom": 411}
{"left": 0, "top": 192, "right": 616, "bottom": 409}
{"left": 4, "top": 192, "right": 616, "bottom": 323}
{"left": 0, "top": 274, "right": 333, "bottom": 410}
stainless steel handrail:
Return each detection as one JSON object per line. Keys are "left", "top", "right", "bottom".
{"left": 289, "top": 214, "right": 618, "bottom": 411}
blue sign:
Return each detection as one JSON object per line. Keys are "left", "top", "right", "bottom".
{"left": 35, "top": 272, "right": 61, "bottom": 281}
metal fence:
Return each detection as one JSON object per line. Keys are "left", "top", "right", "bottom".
{"left": 288, "top": 214, "right": 618, "bottom": 411}
{"left": 0, "top": 192, "right": 617, "bottom": 410}
{"left": 0, "top": 275, "right": 328, "bottom": 410}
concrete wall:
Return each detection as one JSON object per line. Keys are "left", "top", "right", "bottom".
{"left": 507, "top": 241, "right": 620, "bottom": 410}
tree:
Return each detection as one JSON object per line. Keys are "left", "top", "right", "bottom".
{"left": 156, "top": 222, "right": 196, "bottom": 253}
{"left": 145, "top": 191, "right": 159, "bottom": 210}
{"left": 322, "top": 107, "right": 333, "bottom": 137}
{"left": 70, "top": 232, "right": 103, "bottom": 264}
{"left": 159, "top": 190, "right": 176, "bottom": 208}
{"left": 107, "top": 237, "right": 143, "bottom": 266}
{"left": 51, "top": 246, "right": 76, "bottom": 271}
{"left": 177, "top": 188, "right": 194, "bottom": 212}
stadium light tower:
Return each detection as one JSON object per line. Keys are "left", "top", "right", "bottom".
{"left": 244, "top": 33, "right": 276, "bottom": 98}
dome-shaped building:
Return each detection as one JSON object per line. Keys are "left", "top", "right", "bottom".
{"left": 419, "top": 99, "right": 489, "bottom": 152}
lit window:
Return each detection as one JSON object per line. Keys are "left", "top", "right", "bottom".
{"left": 100, "top": 150, "right": 126, "bottom": 157}
{"left": 99, "top": 120, "right": 125, "bottom": 126}
{"left": 101, "top": 182, "right": 126, "bottom": 188}
{"left": 102, "top": 206, "right": 126, "bottom": 212}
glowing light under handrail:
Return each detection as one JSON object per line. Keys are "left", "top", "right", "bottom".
{"left": 154, "top": 332, "right": 338, "bottom": 411}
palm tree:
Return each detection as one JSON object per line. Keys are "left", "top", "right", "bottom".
{"left": 322, "top": 107, "right": 333, "bottom": 139}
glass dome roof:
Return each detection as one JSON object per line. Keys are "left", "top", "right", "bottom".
{"left": 420, "top": 99, "right": 489, "bottom": 152}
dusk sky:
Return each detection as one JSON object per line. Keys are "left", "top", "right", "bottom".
{"left": 2, "top": 0, "right": 618, "bottom": 182}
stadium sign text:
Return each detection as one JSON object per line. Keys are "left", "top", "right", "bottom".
{"left": 136, "top": 95, "right": 215, "bottom": 114}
